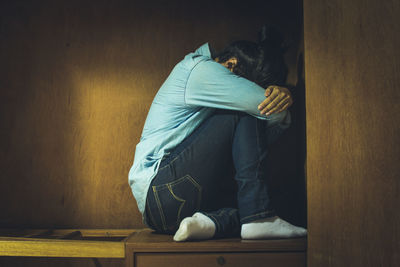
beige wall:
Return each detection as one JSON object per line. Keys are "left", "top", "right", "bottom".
{"left": 304, "top": 0, "right": 400, "bottom": 266}
{"left": 0, "top": 0, "right": 304, "bottom": 234}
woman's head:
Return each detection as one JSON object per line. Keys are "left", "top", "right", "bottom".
{"left": 214, "top": 40, "right": 262, "bottom": 79}
{"left": 214, "top": 25, "right": 288, "bottom": 88}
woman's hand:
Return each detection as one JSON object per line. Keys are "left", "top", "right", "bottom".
{"left": 257, "top": 85, "right": 293, "bottom": 116}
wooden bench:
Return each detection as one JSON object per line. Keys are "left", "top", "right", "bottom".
{"left": 0, "top": 228, "right": 307, "bottom": 266}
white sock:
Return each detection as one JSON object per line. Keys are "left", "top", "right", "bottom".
{"left": 241, "top": 216, "right": 307, "bottom": 239}
{"left": 173, "top": 212, "right": 216, "bottom": 242}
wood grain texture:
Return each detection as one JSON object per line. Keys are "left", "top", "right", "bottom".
{"left": 0, "top": 228, "right": 137, "bottom": 238}
{"left": 0, "top": 229, "right": 139, "bottom": 259}
{"left": 0, "top": 257, "right": 124, "bottom": 267}
{"left": 0, "top": 237, "right": 125, "bottom": 258}
{"left": 0, "top": 0, "right": 304, "bottom": 231}
{"left": 0, "top": 1, "right": 304, "bottom": 265}
{"left": 304, "top": 0, "right": 400, "bottom": 266}
{"left": 135, "top": 252, "right": 306, "bottom": 267}
{"left": 125, "top": 229, "right": 306, "bottom": 267}
{"left": 125, "top": 228, "right": 307, "bottom": 252}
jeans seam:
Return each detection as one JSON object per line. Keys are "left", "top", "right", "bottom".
{"left": 145, "top": 200, "right": 159, "bottom": 230}
{"left": 207, "top": 214, "right": 221, "bottom": 232}
{"left": 158, "top": 156, "right": 179, "bottom": 171}
{"left": 167, "top": 183, "right": 186, "bottom": 225}
{"left": 240, "top": 210, "right": 275, "bottom": 222}
{"left": 228, "top": 209, "right": 237, "bottom": 216}
{"left": 151, "top": 175, "right": 203, "bottom": 231}
{"left": 218, "top": 209, "right": 226, "bottom": 216}
{"left": 152, "top": 186, "right": 168, "bottom": 231}
{"left": 186, "top": 175, "right": 202, "bottom": 210}
{"left": 157, "top": 174, "right": 201, "bottom": 191}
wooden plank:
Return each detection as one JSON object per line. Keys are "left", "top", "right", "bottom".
{"left": 0, "top": 237, "right": 125, "bottom": 258}
{"left": 0, "top": 229, "right": 138, "bottom": 238}
{"left": 48, "top": 229, "right": 137, "bottom": 238}
{"left": 135, "top": 252, "right": 306, "bottom": 267}
{"left": 77, "top": 229, "right": 138, "bottom": 237}
{"left": 126, "top": 229, "right": 307, "bottom": 253}
{"left": 304, "top": 0, "right": 400, "bottom": 266}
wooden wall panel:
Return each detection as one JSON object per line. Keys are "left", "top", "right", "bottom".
{"left": 304, "top": 0, "right": 400, "bottom": 266}
{"left": 0, "top": 0, "right": 304, "bottom": 233}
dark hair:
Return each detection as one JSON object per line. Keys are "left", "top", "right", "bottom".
{"left": 214, "top": 40, "right": 261, "bottom": 80}
{"left": 255, "top": 25, "right": 289, "bottom": 87}
{"left": 214, "top": 25, "right": 288, "bottom": 87}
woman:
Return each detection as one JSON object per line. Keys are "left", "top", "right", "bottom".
{"left": 129, "top": 26, "right": 307, "bottom": 241}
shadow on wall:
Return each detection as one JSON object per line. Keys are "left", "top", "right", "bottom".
{"left": 0, "top": 0, "right": 306, "bottom": 231}
{"left": 267, "top": 52, "right": 307, "bottom": 228}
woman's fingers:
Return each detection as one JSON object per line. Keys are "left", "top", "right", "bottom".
{"left": 264, "top": 86, "right": 273, "bottom": 97}
{"left": 258, "top": 86, "right": 293, "bottom": 115}
{"left": 277, "top": 102, "right": 290, "bottom": 114}
{"left": 265, "top": 95, "right": 291, "bottom": 115}
{"left": 258, "top": 87, "right": 280, "bottom": 111}
{"left": 260, "top": 91, "right": 287, "bottom": 115}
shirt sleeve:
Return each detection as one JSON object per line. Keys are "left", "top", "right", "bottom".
{"left": 185, "top": 58, "right": 290, "bottom": 124}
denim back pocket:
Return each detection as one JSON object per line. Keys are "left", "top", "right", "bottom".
{"left": 151, "top": 174, "right": 202, "bottom": 232}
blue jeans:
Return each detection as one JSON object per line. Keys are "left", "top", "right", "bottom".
{"left": 144, "top": 110, "right": 286, "bottom": 238}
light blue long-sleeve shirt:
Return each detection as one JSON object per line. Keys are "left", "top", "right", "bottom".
{"left": 129, "top": 43, "right": 290, "bottom": 215}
